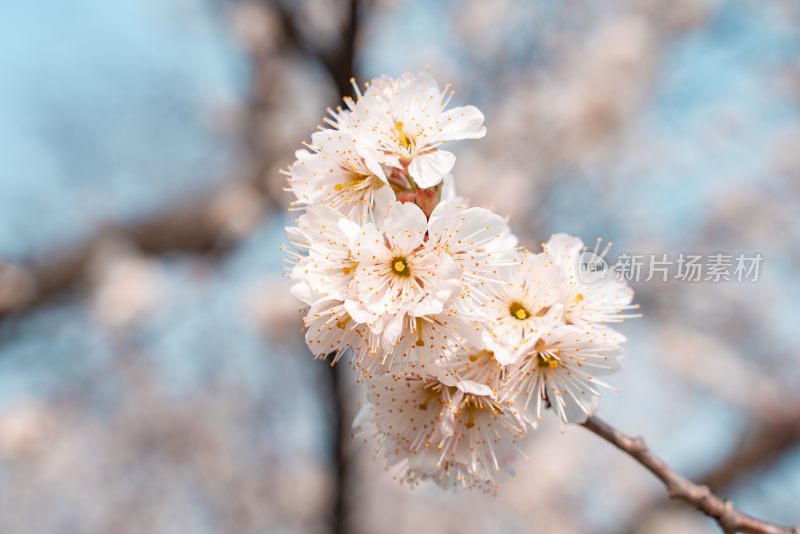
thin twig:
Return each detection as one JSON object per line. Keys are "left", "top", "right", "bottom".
{"left": 622, "top": 409, "right": 800, "bottom": 534}
{"left": 582, "top": 415, "right": 799, "bottom": 534}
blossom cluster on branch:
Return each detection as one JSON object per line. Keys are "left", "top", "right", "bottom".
{"left": 284, "top": 72, "right": 638, "bottom": 491}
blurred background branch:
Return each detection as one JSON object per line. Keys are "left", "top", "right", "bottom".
{"left": 583, "top": 416, "right": 799, "bottom": 534}
{"left": 622, "top": 370, "right": 800, "bottom": 534}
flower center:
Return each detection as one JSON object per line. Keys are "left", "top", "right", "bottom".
{"left": 537, "top": 353, "right": 560, "bottom": 370}
{"left": 460, "top": 395, "right": 500, "bottom": 428}
{"left": 468, "top": 350, "right": 495, "bottom": 363}
{"left": 334, "top": 172, "right": 371, "bottom": 192}
{"left": 394, "top": 121, "right": 414, "bottom": 151}
{"left": 534, "top": 339, "right": 561, "bottom": 370}
{"left": 392, "top": 256, "right": 411, "bottom": 277}
{"left": 509, "top": 302, "right": 530, "bottom": 320}
{"left": 418, "top": 388, "right": 439, "bottom": 411}
{"left": 336, "top": 315, "right": 351, "bottom": 329}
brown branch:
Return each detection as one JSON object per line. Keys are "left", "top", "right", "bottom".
{"left": 582, "top": 415, "right": 800, "bottom": 534}
{"left": 620, "top": 388, "right": 800, "bottom": 534}
{"left": 2, "top": 4, "right": 362, "bottom": 534}
{"left": 271, "top": 2, "right": 363, "bottom": 533}
{"left": 0, "top": 0, "right": 361, "bottom": 323}
{"left": 324, "top": 363, "right": 350, "bottom": 534}
{"left": 271, "top": 0, "right": 359, "bottom": 98}
{"left": 0, "top": 189, "right": 257, "bottom": 319}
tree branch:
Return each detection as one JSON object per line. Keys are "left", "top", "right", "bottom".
{"left": 620, "top": 385, "right": 800, "bottom": 534}
{"left": 0, "top": 190, "right": 259, "bottom": 319}
{"left": 270, "top": 2, "right": 363, "bottom": 533}
{"left": 582, "top": 415, "right": 799, "bottom": 534}
{"left": 0, "top": 0, "right": 361, "bottom": 323}
{"left": 271, "top": 0, "right": 359, "bottom": 99}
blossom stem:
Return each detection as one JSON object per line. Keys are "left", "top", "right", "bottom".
{"left": 581, "top": 415, "right": 799, "bottom": 534}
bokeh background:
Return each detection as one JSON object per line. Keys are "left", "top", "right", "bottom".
{"left": 1, "top": 0, "right": 799, "bottom": 532}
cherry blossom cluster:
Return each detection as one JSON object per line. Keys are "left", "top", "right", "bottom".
{"left": 284, "top": 72, "right": 637, "bottom": 492}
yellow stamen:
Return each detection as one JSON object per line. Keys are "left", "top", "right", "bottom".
{"left": 415, "top": 317, "right": 425, "bottom": 347}
{"left": 468, "top": 350, "right": 494, "bottom": 363}
{"left": 334, "top": 179, "right": 362, "bottom": 191}
{"left": 509, "top": 302, "right": 530, "bottom": 321}
{"left": 392, "top": 256, "right": 410, "bottom": 277}
{"left": 537, "top": 352, "right": 560, "bottom": 369}
{"left": 575, "top": 293, "right": 584, "bottom": 303}
{"left": 462, "top": 396, "right": 490, "bottom": 428}
{"left": 465, "top": 409, "right": 476, "bottom": 429}
{"left": 394, "top": 121, "right": 412, "bottom": 149}
{"left": 334, "top": 173, "right": 371, "bottom": 191}
{"left": 342, "top": 265, "right": 356, "bottom": 275}
{"left": 418, "top": 388, "right": 438, "bottom": 411}
{"left": 336, "top": 316, "right": 350, "bottom": 329}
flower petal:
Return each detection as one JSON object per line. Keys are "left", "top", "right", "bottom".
{"left": 383, "top": 202, "right": 428, "bottom": 255}
{"left": 352, "top": 223, "right": 388, "bottom": 262}
{"left": 407, "top": 150, "right": 456, "bottom": 189}
{"left": 456, "top": 380, "right": 493, "bottom": 397}
{"left": 439, "top": 105, "right": 486, "bottom": 140}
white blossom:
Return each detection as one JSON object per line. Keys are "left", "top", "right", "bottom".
{"left": 368, "top": 309, "right": 481, "bottom": 377}
{"left": 503, "top": 326, "right": 622, "bottom": 425}
{"left": 303, "top": 298, "right": 382, "bottom": 370}
{"left": 284, "top": 204, "right": 360, "bottom": 302}
{"left": 348, "top": 72, "right": 486, "bottom": 189}
{"left": 282, "top": 71, "right": 638, "bottom": 492}
{"left": 354, "top": 371, "right": 527, "bottom": 492}
{"left": 544, "top": 233, "right": 638, "bottom": 342}
{"left": 286, "top": 129, "right": 395, "bottom": 223}
{"left": 480, "top": 251, "right": 567, "bottom": 364}
{"left": 350, "top": 201, "right": 461, "bottom": 319}
{"left": 426, "top": 196, "right": 518, "bottom": 313}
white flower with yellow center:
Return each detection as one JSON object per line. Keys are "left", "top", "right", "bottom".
{"left": 280, "top": 69, "right": 643, "bottom": 493}
{"left": 284, "top": 204, "right": 361, "bottom": 301}
{"left": 481, "top": 252, "right": 567, "bottom": 364}
{"left": 371, "top": 307, "right": 482, "bottom": 377}
{"left": 503, "top": 326, "right": 622, "bottom": 425}
{"left": 303, "top": 298, "right": 382, "bottom": 373}
{"left": 350, "top": 202, "right": 460, "bottom": 318}
{"left": 348, "top": 72, "right": 486, "bottom": 189}
{"left": 354, "top": 371, "right": 527, "bottom": 491}
{"left": 286, "top": 128, "right": 395, "bottom": 223}
{"left": 426, "top": 197, "right": 518, "bottom": 313}
{"left": 544, "top": 233, "right": 638, "bottom": 343}
{"left": 443, "top": 347, "right": 507, "bottom": 400}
